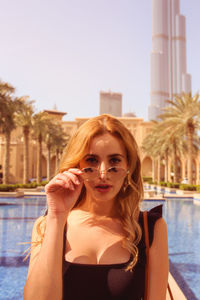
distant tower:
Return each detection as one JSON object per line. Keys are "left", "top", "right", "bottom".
{"left": 148, "top": 0, "right": 192, "bottom": 121}
{"left": 99, "top": 90, "right": 122, "bottom": 117}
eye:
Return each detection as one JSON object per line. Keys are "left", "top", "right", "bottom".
{"left": 108, "top": 167, "right": 118, "bottom": 173}
{"left": 110, "top": 157, "right": 121, "bottom": 164}
{"left": 83, "top": 167, "right": 94, "bottom": 173}
{"left": 85, "top": 156, "right": 98, "bottom": 164}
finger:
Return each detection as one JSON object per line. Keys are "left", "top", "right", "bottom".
{"left": 64, "top": 168, "right": 83, "bottom": 176}
{"left": 55, "top": 173, "right": 77, "bottom": 188}
{"left": 61, "top": 171, "right": 82, "bottom": 185}
{"left": 56, "top": 176, "right": 77, "bottom": 190}
{"left": 45, "top": 179, "right": 65, "bottom": 192}
{"left": 46, "top": 177, "right": 74, "bottom": 192}
{"left": 67, "top": 168, "right": 82, "bottom": 173}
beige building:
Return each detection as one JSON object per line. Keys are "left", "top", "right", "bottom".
{"left": 99, "top": 91, "right": 122, "bottom": 117}
{"left": 0, "top": 111, "right": 199, "bottom": 184}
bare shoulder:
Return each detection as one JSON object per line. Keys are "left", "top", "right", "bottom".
{"left": 150, "top": 217, "right": 168, "bottom": 253}
{"left": 154, "top": 217, "right": 167, "bottom": 233}
{"left": 151, "top": 217, "right": 168, "bottom": 246}
{"left": 67, "top": 209, "right": 86, "bottom": 225}
{"left": 155, "top": 217, "right": 167, "bottom": 233}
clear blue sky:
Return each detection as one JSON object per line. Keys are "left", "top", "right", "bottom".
{"left": 0, "top": 0, "right": 199, "bottom": 121}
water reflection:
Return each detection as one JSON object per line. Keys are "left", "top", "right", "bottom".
{"left": 143, "top": 199, "right": 200, "bottom": 299}
{"left": 0, "top": 197, "right": 199, "bottom": 299}
{"left": 0, "top": 197, "right": 46, "bottom": 258}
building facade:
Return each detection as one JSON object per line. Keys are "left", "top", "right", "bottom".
{"left": 99, "top": 91, "right": 122, "bottom": 117}
{"left": 1, "top": 112, "right": 200, "bottom": 184}
{"left": 0, "top": 113, "right": 152, "bottom": 183}
{"left": 148, "top": 0, "right": 192, "bottom": 121}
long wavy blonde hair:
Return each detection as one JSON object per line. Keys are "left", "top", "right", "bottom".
{"left": 31, "top": 114, "right": 144, "bottom": 271}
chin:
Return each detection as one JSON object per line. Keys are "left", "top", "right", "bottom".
{"left": 92, "top": 191, "right": 119, "bottom": 203}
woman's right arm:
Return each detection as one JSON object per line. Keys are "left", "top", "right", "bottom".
{"left": 23, "top": 169, "right": 83, "bottom": 300}
{"left": 23, "top": 213, "right": 67, "bottom": 300}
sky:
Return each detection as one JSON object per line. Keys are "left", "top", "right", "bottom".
{"left": 0, "top": 0, "right": 199, "bottom": 121}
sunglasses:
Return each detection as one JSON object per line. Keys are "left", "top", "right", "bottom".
{"left": 80, "top": 166, "right": 129, "bottom": 181}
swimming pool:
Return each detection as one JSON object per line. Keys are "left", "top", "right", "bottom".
{"left": 0, "top": 196, "right": 199, "bottom": 300}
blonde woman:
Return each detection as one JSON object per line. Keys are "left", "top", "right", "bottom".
{"left": 23, "top": 114, "right": 168, "bottom": 300}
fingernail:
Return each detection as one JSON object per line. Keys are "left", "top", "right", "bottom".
{"left": 70, "top": 185, "right": 75, "bottom": 190}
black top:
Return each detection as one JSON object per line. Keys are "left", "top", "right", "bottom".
{"left": 62, "top": 205, "right": 162, "bottom": 300}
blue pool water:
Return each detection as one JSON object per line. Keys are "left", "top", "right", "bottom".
{"left": 0, "top": 196, "right": 199, "bottom": 300}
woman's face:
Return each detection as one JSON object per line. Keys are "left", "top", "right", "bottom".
{"left": 79, "top": 133, "right": 128, "bottom": 204}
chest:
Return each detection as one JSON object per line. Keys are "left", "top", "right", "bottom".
{"left": 64, "top": 217, "right": 130, "bottom": 264}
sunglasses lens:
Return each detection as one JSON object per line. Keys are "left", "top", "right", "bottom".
{"left": 81, "top": 168, "right": 97, "bottom": 180}
{"left": 81, "top": 167, "right": 127, "bottom": 181}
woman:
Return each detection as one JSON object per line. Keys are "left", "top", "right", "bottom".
{"left": 23, "top": 114, "right": 168, "bottom": 300}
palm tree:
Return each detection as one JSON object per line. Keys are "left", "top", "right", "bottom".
{"left": 15, "top": 97, "right": 35, "bottom": 184}
{"left": 157, "top": 121, "right": 184, "bottom": 183}
{"left": 32, "top": 111, "right": 51, "bottom": 183}
{"left": 142, "top": 121, "right": 166, "bottom": 182}
{"left": 142, "top": 121, "right": 186, "bottom": 183}
{"left": 0, "top": 81, "right": 18, "bottom": 184}
{"left": 43, "top": 119, "right": 59, "bottom": 181}
{"left": 159, "top": 92, "right": 200, "bottom": 184}
{"left": 142, "top": 122, "right": 162, "bottom": 182}
{"left": 51, "top": 125, "right": 69, "bottom": 173}
{"left": 43, "top": 119, "right": 69, "bottom": 181}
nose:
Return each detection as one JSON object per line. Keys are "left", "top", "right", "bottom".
{"left": 99, "top": 162, "right": 107, "bottom": 179}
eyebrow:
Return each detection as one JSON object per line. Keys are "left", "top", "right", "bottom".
{"left": 84, "top": 153, "right": 125, "bottom": 158}
{"left": 108, "top": 154, "right": 125, "bottom": 158}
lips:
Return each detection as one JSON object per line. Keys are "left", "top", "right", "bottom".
{"left": 95, "top": 184, "right": 112, "bottom": 192}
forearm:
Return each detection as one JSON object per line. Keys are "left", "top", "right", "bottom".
{"left": 23, "top": 214, "right": 67, "bottom": 300}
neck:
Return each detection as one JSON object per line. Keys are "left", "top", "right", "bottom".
{"left": 79, "top": 194, "right": 117, "bottom": 218}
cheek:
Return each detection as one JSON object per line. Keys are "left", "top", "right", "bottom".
{"left": 115, "top": 178, "right": 125, "bottom": 192}
{"left": 83, "top": 181, "right": 94, "bottom": 191}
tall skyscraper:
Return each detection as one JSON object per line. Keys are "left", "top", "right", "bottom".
{"left": 148, "top": 0, "right": 192, "bottom": 121}
{"left": 99, "top": 90, "right": 122, "bottom": 117}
